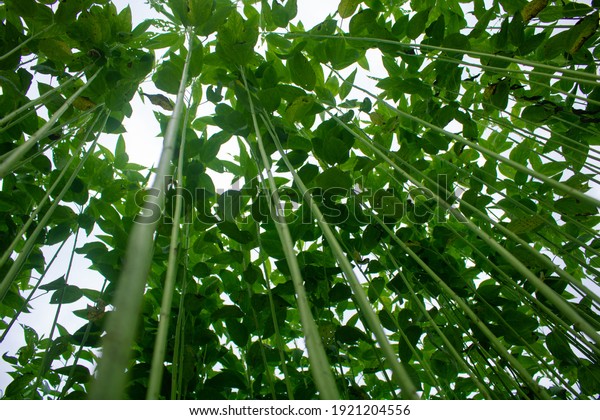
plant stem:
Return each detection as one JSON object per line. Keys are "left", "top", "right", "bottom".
{"left": 253, "top": 227, "right": 295, "bottom": 399}
{"left": 90, "top": 29, "right": 194, "bottom": 400}
{"left": 331, "top": 112, "right": 600, "bottom": 351}
{"left": 287, "top": 33, "right": 600, "bottom": 82}
{"left": 0, "top": 111, "right": 107, "bottom": 303}
{"left": 34, "top": 227, "right": 80, "bottom": 395}
{"left": 376, "top": 214, "right": 551, "bottom": 398}
{"left": 0, "top": 68, "right": 101, "bottom": 179}
{"left": 0, "top": 24, "right": 56, "bottom": 62}
{"left": 0, "top": 239, "right": 67, "bottom": 343}
{"left": 0, "top": 111, "right": 103, "bottom": 272}
{"left": 349, "top": 77, "right": 600, "bottom": 209}
{"left": 146, "top": 102, "right": 190, "bottom": 400}
{"left": 240, "top": 68, "right": 340, "bottom": 400}
{"left": 260, "top": 112, "right": 419, "bottom": 399}
{"left": 0, "top": 70, "right": 83, "bottom": 128}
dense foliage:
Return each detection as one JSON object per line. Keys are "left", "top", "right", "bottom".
{"left": 0, "top": 0, "right": 599, "bottom": 400}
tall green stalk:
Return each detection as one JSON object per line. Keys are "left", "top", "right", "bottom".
{"left": 241, "top": 69, "right": 340, "bottom": 400}
{"left": 0, "top": 239, "right": 67, "bottom": 343}
{"left": 374, "top": 213, "right": 551, "bottom": 399}
{"left": 0, "top": 111, "right": 107, "bottom": 303}
{"left": 171, "top": 224, "right": 190, "bottom": 400}
{"left": 260, "top": 112, "right": 419, "bottom": 399}
{"left": 288, "top": 33, "right": 600, "bottom": 83}
{"left": 330, "top": 112, "right": 600, "bottom": 349}
{"left": 345, "top": 77, "right": 600, "bottom": 209}
{"left": 0, "top": 70, "right": 83, "bottom": 128}
{"left": 33, "top": 227, "right": 80, "bottom": 396}
{"left": 90, "top": 29, "right": 194, "bottom": 399}
{"left": 0, "top": 24, "right": 56, "bottom": 62}
{"left": 0, "top": 110, "right": 102, "bottom": 272}
{"left": 0, "top": 68, "right": 101, "bottom": 179}
{"left": 146, "top": 103, "right": 190, "bottom": 400}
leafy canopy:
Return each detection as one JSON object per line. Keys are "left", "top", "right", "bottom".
{"left": 0, "top": 0, "right": 599, "bottom": 400}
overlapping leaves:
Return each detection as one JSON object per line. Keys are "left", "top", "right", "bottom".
{"left": 1, "top": 0, "right": 600, "bottom": 401}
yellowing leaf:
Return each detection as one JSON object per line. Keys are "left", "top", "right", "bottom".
{"left": 521, "top": 0, "right": 549, "bottom": 22}
{"left": 284, "top": 95, "right": 314, "bottom": 122}
{"left": 568, "top": 13, "right": 599, "bottom": 55}
{"left": 338, "top": 0, "right": 361, "bottom": 19}
{"left": 369, "top": 112, "right": 385, "bottom": 125}
{"left": 142, "top": 93, "right": 175, "bottom": 111}
{"left": 38, "top": 39, "right": 72, "bottom": 63}
{"left": 73, "top": 96, "right": 96, "bottom": 111}
{"left": 507, "top": 215, "right": 546, "bottom": 234}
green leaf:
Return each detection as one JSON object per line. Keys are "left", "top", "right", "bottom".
{"left": 329, "top": 283, "right": 352, "bottom": 301}
{"left": 508, "top": 13, "right": 524, "bottom": 47}
{"left": 313, "top": 136, "right": 351, "bottom": 165}
{"left": 46, "top": 224, "right": 72, "bottom": 246}
{"left": 216, "top": 190, "right": 243, "bottom": 222}
{"left": 407, "top": 8, "right": 431, "bottom": 40}
{"left": 367, "top": 276, "right": 385, "bottom": 302}
{"left": 208, "top": 251, "right": 244, "bottom": 265}
{"left": 373, "top": 190, "right": 404, "bottom": 219}
{"left": 188, "top": 0, "right": 214, "bottom": 28}
{"left": 189, "top": 37, "right": 204, "bottom": 78}
{"left": 284, "top": 95, "right": 316, "bottom": 122}
{"left": 54, "top": 365, "right": 91, "bottom": 384}
{"left": 5, "top": 374, "right": 34, "bottom": 398}
{"left": 146, "top": 33, "right": 183, "bottom": 50}
{"left": 169, "top": 0, "right": 192, "bottom": 26}
{"left": 200, "top": 131, "right": 232, "bottom": 163}
{"left": 502, "top": 309, "right": 539, "bottom": 344}
{"left": 213, "top": 103, "right": 248, "bottom": 134}
{"left": 260, "top": 230, "right": 286, "bottom": 259}
{"left": 498, "top": 0, "right": 528, "bottom": 15}
{"left": 554, "top": 197, "right": 598, "bottom": 217}
{"left": 521, "top": 104, "right": 553, "bottom": 123}
{"left": 50, "top": 285, "right": 83, "bottom": 304}
{"left": 198, "top": 0, "right": 235, "bottom": 36}
{"left": 216, "top": 11, "right": 258, "bottom": 66}
{"left": 377, "top": 77, "right": 432, "bottom": 99}
{"left": 206, "top": 370, "right": 248, "bottom": 390}
{"left": 340, "top": 68, "right": 356, "bottom": 100}
{"left": 431, "top": 352, "right": 458, "bottom": 382}
{"left": 4, "top": 0, "right": 37, "bottom": 18}
{"left": 288, "top": 52, "right": 316, "bottom": 90}
{"left": 506, "top": 215, "right": 546, "bottom": 234}
{"left": 212, "top": 305, "right": 245, "bottom": 319}
{"left": 546, "top": 331, "right": 578, "bottom": 365}
{"left": 361, "top": 224, "right": 382, "bottom": 253}
{"left": 399, "top": 325, "right": 422, "bottom": 362}
{"left": 401, "top": 363, "right": 422, "bottom": 391}
{"left": 153, "top": 59, "right": 183, "bottom": 95}
{"left": 272, "top": 0, "right": 292, "bottom": 27}
{"left": 378, "top": 309, "right": 397, "bottom": 332}
{"left": 225, "top": 318, "right": 249, "bottom": 347}
{"left": 315, "top": 167, "right": 353, "bottom": 197}
{"left": 218, "top": 221, "right": 254, "bottom": 244}
{"left": 114, "top": 135, "right": 129, "bottom": 169}
{"left": 336, "top": 325, "right": 369, "bottom": 344}
{"left": 578, "top": 365, "right": 600, "bottom": 395}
